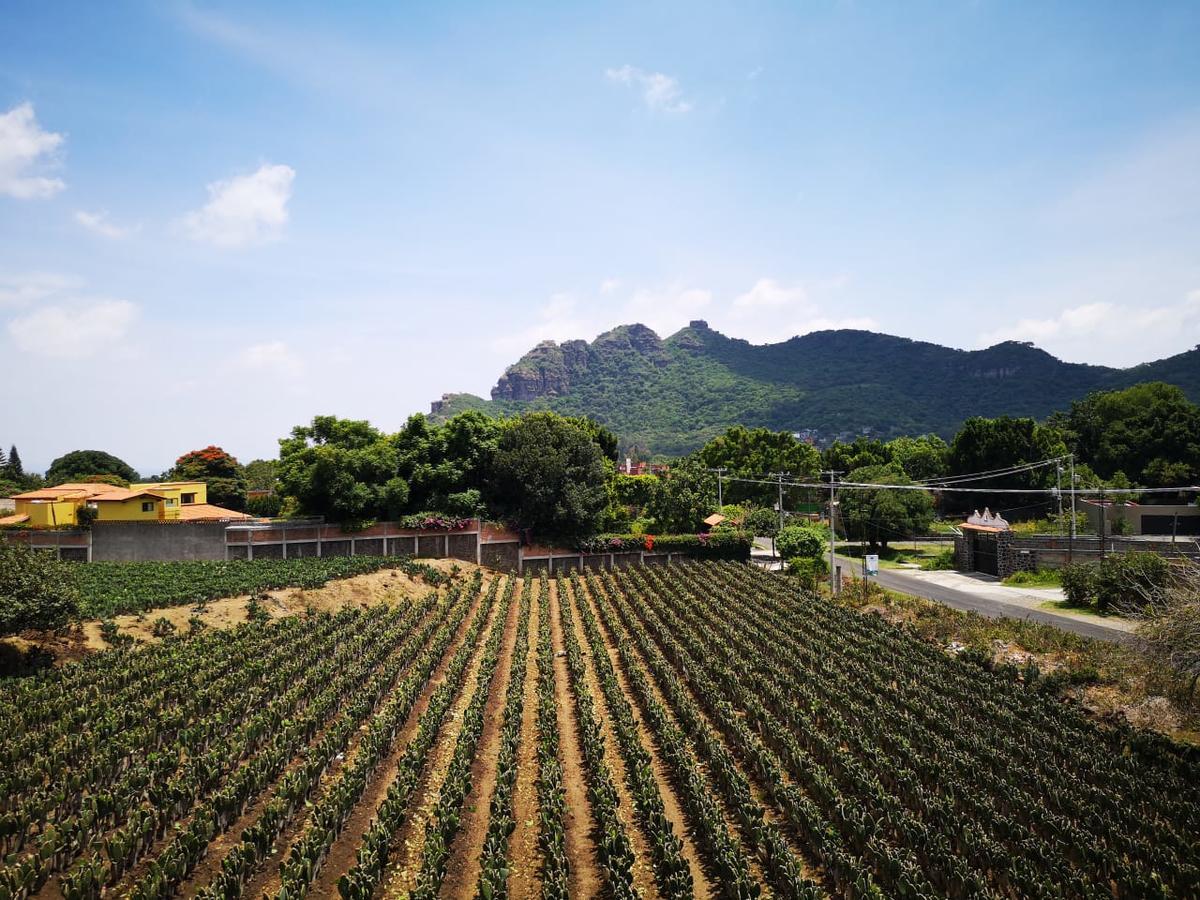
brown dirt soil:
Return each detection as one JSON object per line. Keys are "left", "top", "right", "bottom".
{"left": 244, "top": 575, "right": 496, "bottom": 899}
{"left": 77, "top": 559, "right": 472, "bottom": 651}
{"left": 557, "top": 581, "right": 661, "bottom": 900}
{"left": 434, "top": 581, "right": 525, "bottom": 898}
{"left": 374, "top": 580, "right": 512, "bottom": 899}
{"left": 506, "top": 590, "right": 543, "bottom": 900}
{"left": 548, "top": 582, "right": 603, "bottom": 900}
{"left": 575, "top": 580, "right": 715, "bottom": 899}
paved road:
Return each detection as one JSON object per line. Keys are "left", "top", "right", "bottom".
{"left": 833, "top": 554, "right": 1131, "bottom": 644}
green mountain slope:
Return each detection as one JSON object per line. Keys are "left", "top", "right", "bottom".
{"left": 429, "top": 321, "right": 1200, "bottom": 456}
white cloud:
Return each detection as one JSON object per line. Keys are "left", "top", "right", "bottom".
{"left": 624, "top": 284, "right": 713, "bottom": 334}
{"left": 180, "top": 163, "right": 295, "bottom": 248}
{"left": 605, "top": 65, "right": 692, "bottom": 114}
{"left": 8, "top": 299, "right": 136, "bottom": 357}
{"left": 0, "top": 272, "right": 80, "bottom": 308}
{"left": 74, "top": 210, "right": 137, "bottom": 239}
{"left": 237, "top": 340, "right": 303, "bottom": 377}
{"left": 490, "top": 274, "right": 875, "bottom": 360}
{"left": 734, "top": 278, "right": 807, "bottom": 310}
{"left": 0, "top": 102, "right": 65, "bottom": 199}
{"left": 978, "top": 291, "right": 1200, "bottom": 366}
{"left": 599, "top": 277, "right": 622, "bottom": 295}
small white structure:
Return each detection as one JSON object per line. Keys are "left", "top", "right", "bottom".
{"left": 965, "top": 508, "right": 1010, "bottom": 531}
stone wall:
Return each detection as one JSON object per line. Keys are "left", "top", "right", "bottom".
{"left": 92, "top": 522, "right": 228, "bottom": 562}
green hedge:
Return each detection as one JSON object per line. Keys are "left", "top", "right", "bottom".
{"left": 577, "top": 530, "right": 752, "bottom": 560}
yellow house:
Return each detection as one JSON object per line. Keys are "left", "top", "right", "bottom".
{"left": 2, "top": 481, "right": 253, "bottom": 527}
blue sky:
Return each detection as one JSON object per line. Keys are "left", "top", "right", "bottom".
{"left": 2, "top": 1, "right": 1199, "bottom": 473}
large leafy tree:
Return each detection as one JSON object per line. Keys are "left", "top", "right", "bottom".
{"left": 697, "top": 426, "right": 820, "bottom": 506}
{"left": 822, "top": 437, "right": 890, "bottom": 475}
{"left": 0, "top": 543, "right": 79, "bottom": 635}
{"left": 46, "top": 450, "right": 139, "bottom": 486}
{"left": 839, "top": 464, "right": 935, "bottom": 550}
{"left": 948, "top": 416, "right": 1067, "bottom": 514}
{"left": 645, "top": 460, "right": 718, "bottom": 533}
{"left": 169, "top": 446, "right": 249, "bottom": 510}
{"left": 393, "top": 411, "right": 503, "bottom": 512}
{"left": 490, "top": 413, "right": 608, "bottom": 541}
{"left": 278, "top": 416, "right": 402, "bottom": 522}
{"left": 243, "top": 459, "right": 279, "bottom": 492}
{"left": 1058, "top": 383, "right": 1200, "bottom": 488}
{"left": 885, "top": 434, "right": 950, "bottom": 481}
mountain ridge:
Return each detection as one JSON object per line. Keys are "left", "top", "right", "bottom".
{"left": 431, "top": 322, "right": 1200, "bottom": 455}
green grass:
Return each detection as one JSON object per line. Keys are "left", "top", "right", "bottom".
{"left": 1002, "top": 569, "right": 1062, "bottom": 587}
{"left": 838, "top": 543, "right": 949, "bottom": 569}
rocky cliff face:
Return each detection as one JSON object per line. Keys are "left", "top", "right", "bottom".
{"left": 490, "top": 324, "right": 669, "bottom": 400}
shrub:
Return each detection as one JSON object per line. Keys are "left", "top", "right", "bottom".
{"left": 776, "top": 523, "right": 825, "bottom": 561}
{"left": 1095, "top": 552, "right": 1171, "bottom": 613}
{"left": 151, "top": 616, "right": 177, "bottom": 638}
{"left": 1060, "top": 563, "right": 1096, "bottom": 608}
{"left": 921, "top": 547, "right": 956, "bottom": 570}
{"left": 787, "top": 556, "right": 824, "bottom": 591}
{"left": 576, "top": 531, "right": 753, "bottom": 560}
{"left": 0, "top": 543, "right": 80, "bottom": 636}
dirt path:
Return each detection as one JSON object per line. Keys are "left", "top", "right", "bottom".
{"left": 376, "top": 580, "right": 514, "bottom": 898}
{"left": 506, "top": 586, "right": 542, "bottom": 900}
{"left": 572, "top": 579, "right": 714, "bottom": 900}
{"left": 435, "top": 580, "right": 525, "bottom": 898}
{"left": 244, "top": 578, "right": 495, "bottom": 899}
{"left": 556, "top": 580, "right": 661, "bottom": 900}
{"left": 548, "top": 581, "right": 603, "bottom": 900}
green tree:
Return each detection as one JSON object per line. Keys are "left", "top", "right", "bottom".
{"left": 170, "top": 446, "right": 249, "bottom": 510}
{"left": 839, "top": 464, "right": 935, "bottom": 550}
{"left": 697, "top": 426, "right": 820, "bottom": 506}
{"left": 393, "top": 411, "right": 502, "bottom": 512}
{"left": 46, "top": 450, "right": 139, "bottom": 485}
{"left": 822, "top": 437, "right": 890, "bottom": 475}
{"left": 645, "top": 460, "right": 717, "bottom": 533}
{"left": 1060, "top": 383, "right": 1200, "bottom": 488}
{"left": 886, "top": 434, "right": 950, "bottom": 481}
{"left": 948, "top": 416, "right": 1068, "bottom": 514}
{"left": 278, "top": 416, "right": 401, "bottom": 522}
{"left": 744, "top": 506, "right": 779, "bottom": 538}
{"left": 490, "top": 413, "right": 608, "bottom": 540}
{"left": 0, "top": 543, "right": 80, "bottom": 635}
{"left": 5, "top": 445, "right": 22, "bottom": 480}
{"left": 243, "top": 459, "right": 279, "bottom": 492}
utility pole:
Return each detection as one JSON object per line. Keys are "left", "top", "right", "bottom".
{"left": 822, "top": 470, "right": 842, "bottom": 595}
{"left": 767, "top": 472, "right": 788, "bottom": 561}
{"left": 1068, "top": 454, "right": 1077, "bottom": 565}
{"left": 707, "top": 467, "right": 727, "bottom": 508}
{"left": 1055, "top": 462, "right": 1064, "bottom": 534}
{"left": 1098, "top": 482, "right": 1106, "bottom": 562}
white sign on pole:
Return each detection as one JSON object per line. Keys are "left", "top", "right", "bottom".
{"left": 865, "top": 554, "right": 879, "bottom": 576}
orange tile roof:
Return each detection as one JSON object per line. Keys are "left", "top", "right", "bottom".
{"left": 0, "top": 513, "right": 30, "bottom": 526}
{"left": 87, "top": 488, "right": 168, "bottom": 502}
{"left": 14, "top": 483, "right": 165, "bottom": 502}
{"left": 176, "top": 503, "right": 254, "bottom": 522}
